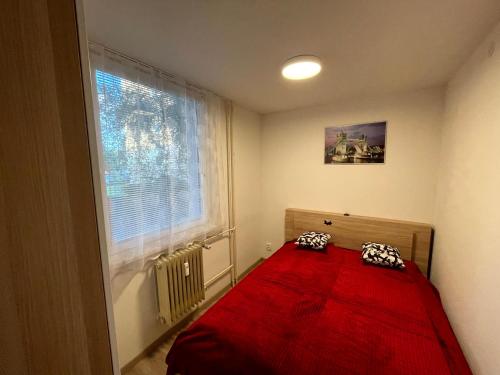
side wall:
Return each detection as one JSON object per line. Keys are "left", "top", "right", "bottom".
{"left": 232, "top": 106, "right": 264, "bottom": 274}
{"left": 261, "top": 88, "right": 444, "bottom": 252}
{"left": 112, "top": 104, "right": 262, "bottom": 367}
{"left": 432, "top": 23, "right": 500, "bottom": 375}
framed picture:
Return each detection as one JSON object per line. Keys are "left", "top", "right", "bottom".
{"left": 324, "top": 121, "right": 386, "bottom": 164}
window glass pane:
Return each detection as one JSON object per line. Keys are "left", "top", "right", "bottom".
{"left": 95, "top": 69, "right": 202, "bottom": 243}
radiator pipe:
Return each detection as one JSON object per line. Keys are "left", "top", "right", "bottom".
{"left": 225, "top": 101, "right": 237, "bottom": 287}
{"left": 204, "top": 265, "right": 234, "bottom": 290}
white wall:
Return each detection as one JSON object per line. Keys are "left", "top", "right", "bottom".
{"left": 432, "top": 23, "right": 500, "bottom": 375}
{"left": 261, "top": 88, "right": 444, "bottom": 252}
{"left": 232, "top": 106, "right": 264, "bottom": 273}
{"left": 112, "top": 104, "right": 262, "bottom": 367}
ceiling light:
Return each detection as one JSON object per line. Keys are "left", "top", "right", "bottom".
{"left": 281, "top": 55, "right": 322, "bottom": 80}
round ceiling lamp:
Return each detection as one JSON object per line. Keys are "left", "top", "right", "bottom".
{"left": 281, "top": 55, "right": 322, "bottom": 80}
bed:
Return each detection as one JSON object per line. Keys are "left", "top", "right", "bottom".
{"left": 166, "top": 209, "right": 471, "bottom": 375}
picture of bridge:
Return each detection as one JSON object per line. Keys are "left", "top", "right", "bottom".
{"left": 324, "top": 121, "right": 386, "bottom": 164}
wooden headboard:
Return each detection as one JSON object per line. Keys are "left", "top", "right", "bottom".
{"left": 285, "top": 208, "right": 434, "bottom": 277}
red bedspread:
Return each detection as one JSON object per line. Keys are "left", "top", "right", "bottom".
{"left": 166, "top": 242, "right": 471, "bottom": 375}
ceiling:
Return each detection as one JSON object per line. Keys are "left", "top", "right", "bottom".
{"left": 83, "top": 0, "right": 500, "bottom": 114}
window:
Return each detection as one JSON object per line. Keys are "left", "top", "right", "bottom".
{"left": 95, "top": 70, "right": 202, "bottom": 243}
{"left": 90, "top": 46, "right": 226, "bottom": 275}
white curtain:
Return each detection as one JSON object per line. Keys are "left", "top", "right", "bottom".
{"left": 89, "top": 45, "right": 228, "bottom": 286}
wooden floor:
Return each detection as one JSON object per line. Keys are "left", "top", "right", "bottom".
{"left": 121, "top": 337, "right": 173, "bottom": 375}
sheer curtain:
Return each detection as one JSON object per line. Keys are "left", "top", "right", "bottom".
{"left": 89, "top": 44, "right": 228, "bottom": 285}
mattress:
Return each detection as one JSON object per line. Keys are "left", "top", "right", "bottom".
{"left": 166, "top": 242, "right": 471, "bottom": 375}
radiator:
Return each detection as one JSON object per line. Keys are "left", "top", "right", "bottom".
{"left": 155, "top": 244, "right": 205, "bottom": 325}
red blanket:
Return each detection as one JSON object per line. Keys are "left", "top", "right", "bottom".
{"left": 166, "top": 242, "right": 471, "bottom": 375}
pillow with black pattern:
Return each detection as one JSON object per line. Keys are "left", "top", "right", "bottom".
{"left": 361, "top": 242, "right": 406, "bottom": 269}
{"left": 295, "top": 232, "right": 331, "bottom": 250}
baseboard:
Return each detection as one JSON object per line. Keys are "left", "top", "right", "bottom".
{"left": 237, "top": 257, "right": 264, "bottom": 282}
{"left": 120, "top": 257, "right": 265, "bottom": 373}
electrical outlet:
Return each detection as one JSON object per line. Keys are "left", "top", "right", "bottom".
{"left": 265, "top": 242, "right": 272, "bottom": 252}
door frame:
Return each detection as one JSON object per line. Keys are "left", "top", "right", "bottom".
{"left": 74, "top": 0, "right": 121, "bottom": 373}
{"left": 0, "top": 0, "right": 117, "bottom": 373}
